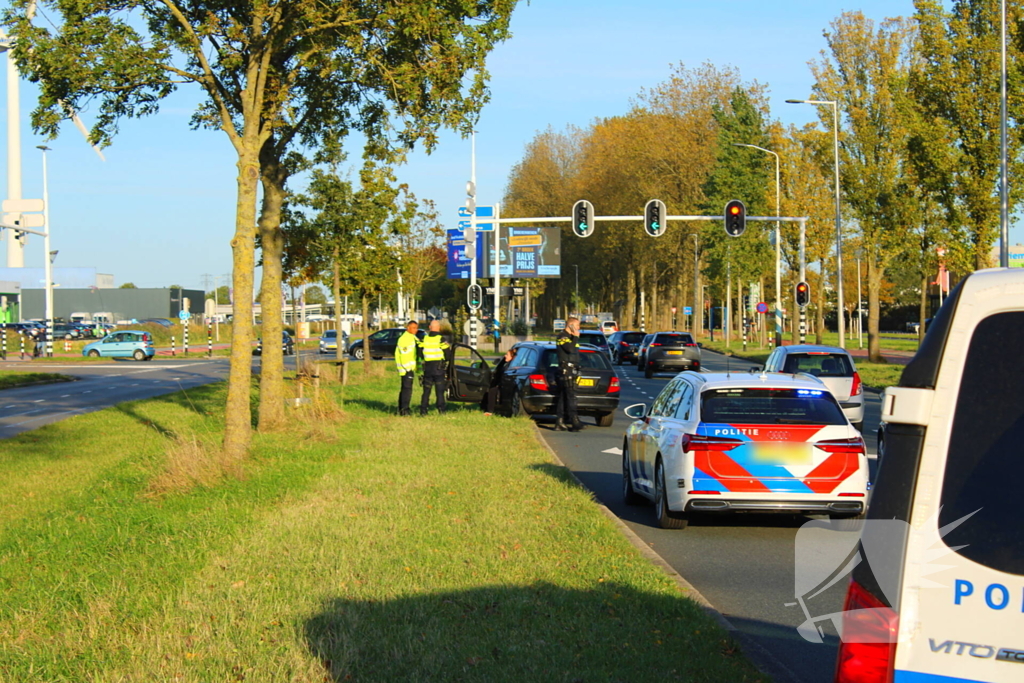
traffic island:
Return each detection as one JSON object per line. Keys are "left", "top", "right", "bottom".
{"left": 0, "top": 371, "right": 76, "bottom": 390}
{"left": 0, "top": 368, "right": 767, "bottom": 682}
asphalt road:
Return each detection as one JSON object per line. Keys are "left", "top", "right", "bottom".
{"left": 538, "top": 349, "right": 883, "bottom": 683}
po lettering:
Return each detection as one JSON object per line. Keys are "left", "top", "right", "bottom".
{"left": 953, "top": 579, "right": 1023, "bottom": 611}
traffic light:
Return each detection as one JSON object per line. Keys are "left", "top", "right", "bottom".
{"left": 467, "top": 283, "right": 483, "bottom": 310}
{"left": 724, "top": 199, "right": 746, "bottom": 237}
{"left": 572, "top": 199, "right": 594, "bottom": 238}
{"left": 644, "top": 199, "right": 667, "bottom": 237}
{"left": 795, "top": 281, "right": 810, "bottom": 308}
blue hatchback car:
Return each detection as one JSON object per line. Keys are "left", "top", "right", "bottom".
{"left": 82, "top": 330, "right": 156, "bottom": 361}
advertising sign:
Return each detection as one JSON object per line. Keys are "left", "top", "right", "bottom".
{"left": 446, "top": 229, "right": 484, "bottom": 279}
{"left": 483, "top": 227, "right": 561, "bottom": 278}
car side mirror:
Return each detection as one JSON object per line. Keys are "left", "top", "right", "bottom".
{"left": 697, "top": 343, "right": 704, "bottom": 348}
{"left": 624, "top": 403, "right": 648, "bottom": 420}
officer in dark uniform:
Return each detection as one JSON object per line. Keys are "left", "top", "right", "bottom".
{"left": 554, "top": 316, "right": 584, "bottom": 432}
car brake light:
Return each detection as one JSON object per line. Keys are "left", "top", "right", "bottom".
{"left": 620, "top": 341, "right": 629, "bottom": 346}
{"left": 851, "top": 372, "right": 862, "bottom": 396}
{"left": 834, "top": 580, "right": 899, "bottom": 683}
{"left": 651, "top": 343, "right": 662, "bottom": 346}
{"left": 816, "top": 437, "right": 866, "bottom": 455}
{"left": 528, "top": 374, "right": 549, "bottom": 391}
{"left": 681, "top": 434, "right": 742, "bottom": 453}
{"left": 608, "top": 377, "right": 620, "bottom": 394}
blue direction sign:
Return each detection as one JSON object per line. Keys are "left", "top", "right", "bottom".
{"left": 458, "top": 219, "right": 493, "bottom": 232}
{"left": 683, "top": 306, "right": 693, "bottom": 315}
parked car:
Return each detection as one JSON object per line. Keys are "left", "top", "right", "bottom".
{"left": 600, "top": 320, "right": 619, "bottom": 335}
{"left": 623, "top": 371, "right": 867, "bottom": 529}
{"left": 835, "top": 267, "right": 1024, "bottom": 683}
{"left": 51, "top": 323, "right": 82, "bottom": 339}
{"left": 348, "top": 327, "right": 423, "bottom": 360}
{"left": 761, "top": 344, "right": 864, "bottom": 432}
{"left": 318, "top": 329, "right": 349, "bottom": 355}
{"left": 607, "top": 330, "right": 646, "bottom": 365}
{"left": 81, "top": 330, "right": 155, "bottom": 360}
{"left": 576, "top": 330, "right": 612, "bottom": 359}
{"left": 485, "top": 341, "right": 620, "bottom": 426}
{"left": 254, "top": 331, "right": 294, "bottom": 356}
{"left": 637, "top": 332, "right": 701, "bottom": 378}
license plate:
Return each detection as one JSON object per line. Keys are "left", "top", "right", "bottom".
{"left": 577, "top": 378, "right": 596, "bottom": 387}
{"left": 666, "top": 350, "right": 683, "bottom": 355}
{"left": 753, "top": 443, "right": 811, "bottom": 465}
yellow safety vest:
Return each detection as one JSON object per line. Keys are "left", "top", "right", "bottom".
{"left": 395, "top": 331, "right": 419, "bottom": 375}
{"left": 421, "top": 333, "right": 449, "bottom": 363}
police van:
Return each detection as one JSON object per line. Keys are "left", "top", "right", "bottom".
{"left": 835, "top": 267, "right": 1024, "bottom": 683}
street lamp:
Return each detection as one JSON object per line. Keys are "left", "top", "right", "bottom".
{"left": 37, "top": 145, "right": 53, "bottom": 357}
{"left": 732, "top": 143, "right": 781, "bottom": 347}
{"left": 786, "top": 98, "right": 845, "bottom": 348}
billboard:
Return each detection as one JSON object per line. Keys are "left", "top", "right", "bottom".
{"left": 446, "top": 229, "right": 484, "bottom": 279}
{"left": 483, "top": 226, "right": 561, "bottom": 278}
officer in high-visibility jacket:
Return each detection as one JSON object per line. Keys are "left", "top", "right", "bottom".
{"left": 395, "top": 320, "right": 420, "bottom": 416}
{"left": 419, "top": 319, "right": 451, "bottom": 415}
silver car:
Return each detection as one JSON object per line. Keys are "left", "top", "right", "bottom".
{"left": 761, "top": 344, "right": 864, "bottom": 431}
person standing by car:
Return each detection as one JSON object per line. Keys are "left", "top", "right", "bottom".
{"left": 482, "top": 346, "right": 518, "bottom": 416}
{"left": 554, "top": 317, "right": 584, "bottom": 432}
{"left": 395, "top": 320, "right": 419, "bottom": 416}
{"left": 419, "top": 319, "right": 451, "bottom": 416}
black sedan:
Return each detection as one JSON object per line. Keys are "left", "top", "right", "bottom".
{"left": 492, "top": 341, "right": 620, "bottom": 426}
{"left": 254, "top": 331, "right": 294, "bottom": 356}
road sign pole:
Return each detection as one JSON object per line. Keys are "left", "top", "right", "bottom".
{"left": 468, "top": 134, "right": 478, "bottom": 351}
{"left": 799, "top": 217, "right": 807, "bottom": 344}
{"left": 492, "top": 203, "right": 501, "bottom": 340}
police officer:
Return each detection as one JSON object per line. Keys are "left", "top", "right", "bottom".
{"left": 420, "top": 319, "right": 451, "bottom": 415}
{"left": 395, "top": 320, "right": 419, "bottom": 416}
{"left": 554, "top": 316, "right": 584, "bottom": 432}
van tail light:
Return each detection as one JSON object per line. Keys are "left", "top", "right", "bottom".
{"left": 528, "top": 374, "right": 549, "bottom": 391}
{"left": 851, "top": 372, "right": 862, "bottom": 396}
{"left": 816, "top": 437, "right": 866, "bottom": 455}
{"left": 608, "top": 377, "right": 620, "bottom": 394}
{"left": 681, "top": 434, "right": 742, "bottom": 453}
{"left": 834, "top": 580, "right": 899, "bottom": 683}
{"left": 651, "top": 342, "right": 662, "bottom": 346}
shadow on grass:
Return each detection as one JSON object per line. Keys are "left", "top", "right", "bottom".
{"left": 344, "top": 395, "right": 485, "bottom": 416}
{"left": 304, "top": 582, "right": 762, "bottom": 683}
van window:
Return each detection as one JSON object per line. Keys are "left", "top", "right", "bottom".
{"left": 939, "top": 311, "right": 1024, "bottom": 576}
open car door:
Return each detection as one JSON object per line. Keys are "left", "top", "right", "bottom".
{"left": 447, "top": 343, "right": 491, "bottom": 403}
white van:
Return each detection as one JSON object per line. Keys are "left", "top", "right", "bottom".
{"left": 834, "top": 267, "right": 1024, "bottom": 683}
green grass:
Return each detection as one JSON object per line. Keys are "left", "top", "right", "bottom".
{"left": 0, "top": 369, "right": 766, "bottom": 682}
{"left": 0, "top": 371, "right": 75, "bottom": 390}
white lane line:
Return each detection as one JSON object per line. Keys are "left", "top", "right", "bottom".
{"left": 32, "top": 399, "right": 45, "bottom": 403}
{"left": 0, "top": 407, "right": 88, "bottom": 431}
{"left": 61, "top": 394, "right": 71, "bottom": 398}
{"left": 602, "top": 447, "right": 623, "bottom": 455}
{"left": 83, "top": 391, "right": 92, "bottom": 394}
{"left": 3, "top": 405, "right": 15, "bottom": 409}
{"left": 1, "top": 408, "right": 43, "bottom": 419}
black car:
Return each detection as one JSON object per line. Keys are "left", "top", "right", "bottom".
{"left": 637, "top": 331, "right": 701, "bottom": 378}
{"left": 347, "top": 327, "right": 424, "bottom": 360}
{"left": 576, "top": 330, "right": 612, "bottom": 359}
{"left": 607, "top": 330, "right": 645, "bottom": 365}
{"left": 254, "top": 331, "right": 294, "bottom": 356}
{"left": 489, "top": 341, "right": 620, "bottom": 426}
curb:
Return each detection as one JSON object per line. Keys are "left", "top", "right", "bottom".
{"left": 531, "top": 424, "right": 811, "bottom": 683}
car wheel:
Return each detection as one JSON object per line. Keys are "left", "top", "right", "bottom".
{"left": 596, "top": 412, "right": 615, "bottom": 427}
{"left": 133, "top": 349, "right": 145, "bottom": 361}
{"left": 622, "top": 443, "right": 642, "bottom": 505}
{"left": 87, "top": 349, "right": 100, "bottom": 358}
{"left": 644, "top": 363, "right": 655, "bottom": 379}
{"left": 352, "top": 347, "right": 364, "bottom": 360}
{"left": 510, "top": 391, "right": 528, "bottom": 417}
{"left": 615, "top": 353, "right": 623, "bottom": 366}
{"left": 654, "top": 459, "right": 688, "bottom": 529}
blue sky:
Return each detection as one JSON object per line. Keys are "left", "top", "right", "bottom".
{"left": 1, "top": 0, "right": 1013, "bottom": 290}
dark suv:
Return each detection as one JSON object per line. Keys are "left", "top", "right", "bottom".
{"left": 608, "top": 330, "right": 645, "bottom": 364}
{"left": 637, "top": 332, "right": 701, "bottom": 378}
{"left": 493, "top": 341, "right": 620, "bottom": 426}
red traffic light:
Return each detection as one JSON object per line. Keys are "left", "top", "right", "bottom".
{"left": 724, "top": 199, "right": 746, "bottom": 237}
{"left": 729, "top": 205, "right": 740, "bottom": 215}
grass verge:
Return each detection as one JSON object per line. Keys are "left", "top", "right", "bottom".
{"left": 0, "top": 371, "right": 75, "bottom": 390}
{"left": 0, "top": 369, "right": 765, "bottom": 682}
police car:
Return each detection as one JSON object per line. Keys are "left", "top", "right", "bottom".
{"left": 622, "top": 371, "right": 868, "bottom": 529}
{"left": 835, "top": 267, "right": 1024, "bottom": 683}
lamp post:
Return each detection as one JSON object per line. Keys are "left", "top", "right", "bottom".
{"left": 37, "top": 145, "right": 53, "bottom": 356}
{"left": 732, "top": 143, "right": 781, "bottom": 346}
{"left": 786, "top": 98, "right": 845, "bottom": 348}
{"left": 692, "top": 234, "right": 700, "bottom": 336}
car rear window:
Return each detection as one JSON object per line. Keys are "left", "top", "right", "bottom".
{"left": 621, "top": 332, "right": 645, "bottom": 343}
{"left": 323, "top": 330, "right": 336, "bottom": 339}
{"left": 782, "top": 352, "right": 853, "bottom": 377}
{"left": 939, "top": 311, "right": 1024, "bottom": 576}
{"left": 578, "top": 332, "right": 608, "bottom": 346}
{"left": 541, "top": 349, "right": 610, "bottom": 370}
{"left": 700, "top": 387, "right": 847, "bottom": 425}
{"left": 653, "top": 334, "right": 694, "bottom": 346}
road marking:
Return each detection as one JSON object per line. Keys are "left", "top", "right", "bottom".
{"left": 3, "top": 405, "right": 14, "bottom": 409}
{"left": 61, "top": 394, "right": 70, "bottom": 398}
{"left": 32, "top": 399, "right": 45, "bottom": 403}
{"left": 83, "top": 391, "right": 92, "bottom": 394}
{"left": 602, "top": 447, "right": 623, "bottom": 455}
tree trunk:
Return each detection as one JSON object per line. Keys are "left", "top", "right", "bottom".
{"left": 361, "top": 294, "right": 371, "bottom": 372}
{"left": 815, "top": 265, "right": 825, "bottom": 345}
{"left": 624, "top": 267, "right": 636, "bottom": 330}
{"left": 256, "top": 143, "right": 288, "bottom": 432}
{"left": 333, "top": 248, "right": 347, "bottom": 385}
{"left": 919, "top": 276, "right": 928, "bottom": 344}
{"left": 867, "top": 257, "right": 884, "bottom": 363}
{"left": 223, "top": 147, "right": 261, "bottom": 463}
